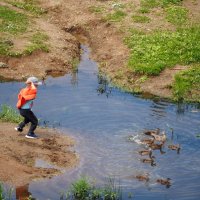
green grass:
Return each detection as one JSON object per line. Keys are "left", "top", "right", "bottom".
{"left": 0, "top": 39, "right": 13, "bottom": 55}
{"left": 24, "top": 32, "right": 49, "bottom": 55}
{"left": 125, "top": 26, "right": 200, "bottom": 75}
{"left": 132, "top": 15, "right": 151, "bottom": 23}
{"left": 7, "top": 0, "right": 46, "bottom": 16}
{"left": 0, "top": 6, "right": 28, "bottom": 34}
{"left": 88, "top": 5, "right": 104, "bottom": 13}
{"left": 105, "top": 10, "right": 127, "bottom": 22}
{"left": 63, "top": 177, "right": 124, "bottom": 200}
{"left": 173, "top": 65, "right": 200, "bottom": 102}
{"left": 140, "top": 0, "right": 183, "bottom": 12}
{"left": 0, "top": 104, "right": 23, "bottom": 123}
{"left": 165, "top": 6, "right": 188, "bottom": 25}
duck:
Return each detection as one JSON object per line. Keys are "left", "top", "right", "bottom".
{"left": 143, "top": 128, "right": 160, "bottom": 136}
{"left": 135, "top": 174, "right": 149, "bottom": 182}
{"left": 156, "top": 178, "right": 171, "bottom": 188}
{"left": 141, "top": 138, "right": 155, "bottom": 145}
{"left": 151, "top": 131, "right": 167, "bottom": 143}
{"left": 168, "top": 144, "right": 181, "bottom": 154}
{"left": 149, "top": 143, "right": 165, "bottom": 154}
{"left": 138, "top": 149, "right": 152, "bottom": 156}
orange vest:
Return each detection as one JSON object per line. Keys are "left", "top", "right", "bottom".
{"left": 16, "top": 85, "right": 37, "bottom": 109}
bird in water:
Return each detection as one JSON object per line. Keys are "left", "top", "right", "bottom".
{"left": 138, "top": 149, "right": 152, "bottom": 156}
{"left": 141, "top": 138, "right": 155, "bottom": 145}
{"left": 135, "top": 174, "right": 149, "bottom": 182}
{"left": 151, "top": 131, "right": 167, "bottom": 143}
{"left": 168, "top": 144, "right": 181, "bottom": 154}
{"left": 156, "top": 178, "right": 171, "bottom": 188}
{"left": 143, "top": 128, "right": 160, "bottom": 136}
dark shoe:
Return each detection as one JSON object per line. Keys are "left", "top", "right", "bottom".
{"left": 15, "top": 127, "right": 23, "bottom": 132}
{"left": 25, "top": 133, "right": 38, "bottom": 139}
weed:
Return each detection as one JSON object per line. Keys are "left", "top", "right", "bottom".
{"left": 132, "top": 15, "right": 151, "bottom": 23}
{"left": 71, "top": 57, "right": 79, "bottom": 73}
{"left": 7, "top": 0, "right": 46, "bottom": 16}
{"left": 165, "top": 6, "right": 188, "bottom": 26}
{"left": 24, "top": 32, "right": 49, "bottom": 54}
{"left": 105, "top": 10, "right": 126, "bottom": 22}
{"left": 173, "top": 65, "right": 200, "bottom": 102}
{"left": 0, "top": 104, "right": 23, "bottom": 123}
{"left": 88, "top": 6, "right": 104, "bottom": 13}
{"left": 124, "top": 26, "right": 200, "bottom": 75}
{"left": 0, "top": 6, "right": 28, "bottom": 34}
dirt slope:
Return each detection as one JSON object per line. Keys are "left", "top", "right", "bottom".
{"left": 0, "top": 122, "right": 78, "bottom": 186}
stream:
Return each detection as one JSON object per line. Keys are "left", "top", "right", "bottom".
{"left": 0, "top": 45, "right": 200, "bottom": 200}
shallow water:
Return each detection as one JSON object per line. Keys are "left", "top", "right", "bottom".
{"left": 0, "top": 45, "right": 200, "bottom": 200}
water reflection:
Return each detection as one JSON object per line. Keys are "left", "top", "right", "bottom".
{"left": 16, "top": 185, "right": 35, "bottom": 200}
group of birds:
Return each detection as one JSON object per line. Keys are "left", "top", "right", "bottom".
{"left": 134, "top": 128, "right": 181, "bottom": 188}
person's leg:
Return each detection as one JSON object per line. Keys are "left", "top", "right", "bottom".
{"left": 26, "top": 110, "right": 38, "bottom": 134}
{"left": 15, "top": 109, "right": 30, "bottom": 132}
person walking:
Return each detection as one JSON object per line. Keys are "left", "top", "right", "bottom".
{"left": 15, "top": 77, "right": 42, "bottom": 139}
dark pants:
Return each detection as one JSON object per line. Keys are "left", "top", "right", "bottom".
{"left": 19, "top": 109, "right": 38, "bottom": 133}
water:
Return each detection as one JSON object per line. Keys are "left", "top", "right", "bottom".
{"left": 1, "top": 45, "right": 200, "bottom": 200}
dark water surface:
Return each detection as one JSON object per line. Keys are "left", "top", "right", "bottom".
{"left": 1, "top": 45, "right": 200, "bottom": 200}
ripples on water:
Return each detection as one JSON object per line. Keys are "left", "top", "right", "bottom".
{"left": 0, "top": 45, "right": 200, "bottom": 199}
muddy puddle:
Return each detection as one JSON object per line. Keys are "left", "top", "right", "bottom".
{"left": 0, "top": 45, "right": 200, "bottom": 199}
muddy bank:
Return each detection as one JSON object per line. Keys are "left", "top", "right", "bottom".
{"left": 0, "top": 122, "right": 78, "bottom": 186}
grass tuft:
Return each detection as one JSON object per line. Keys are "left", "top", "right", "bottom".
{"left": 0, "top": 104, "right": 23, "bottom": 123}
{"left": 7, "top": 0, "right": 46, "bottom": 16}
{"left": 105, "top": 10, "right": 127, "bottom": 22}
{"left": 132, "top": 15, "right": 151, "bottom": 23}
{"left": 125, "top": 26, "right": 200, "bottom": 75}
{"left": 63, "top": 177, "right": 124, "bottom": 200}
{"left": 24, "top": 32, "right": 49, "bottom": 54}
{"left": 165, "top": 6, "right": 188, "bottom": 26}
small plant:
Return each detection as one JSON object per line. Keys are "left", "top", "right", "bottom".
{"left": 132, "top": 15, "right": 151, "bottom": 23}
{"left": 165, "top": 6, "right": 188, "bottom": 26}
{"left": 0, "top": 182, "right": 13, "bottom": 200}
{"left": 0, "top": 5, "right": 28, "bottom": 34}
{"left": 105, "top": 10, "right": 127, "bottom": 22}
{"left": 0, "top": 104, "right": 23, "bottom": 123}
{"left": 0, "top": 39, "right": 13, "bottom": 55}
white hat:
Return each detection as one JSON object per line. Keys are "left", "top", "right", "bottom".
{"left": 26, "top": 76, "right": 42, "bottom": 85}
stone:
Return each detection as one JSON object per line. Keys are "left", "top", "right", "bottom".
{"left": 0, "top": 62, "right": 8, "bottom": 68}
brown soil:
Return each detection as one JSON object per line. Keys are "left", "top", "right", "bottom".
{"left": 0, "top": 122, "right": 78, "bottom": 186}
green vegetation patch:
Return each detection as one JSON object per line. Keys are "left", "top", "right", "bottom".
{"left": 0, "top": 6, "right": 28, "bottom": 34}
{"left": 125, "top": 26, "right": 200, "bottom": 75}
{"left": 6, "top": 0, "right": 46, "bottom": 16}
{"left": 24, "top": 32, "right": 49, "bottom": 55}
{"left": 0, "top": 39, "right": 13, "bottom": 55}
{"left": 140, "top": 0, "right": 183, "bottom": 12}
{"left": 132, "top": 15, "right": 151, "bottom": 23}
{"left": 173, "top": 66, "right": 200, "bottom": 102}
{"left": 63, "top": 177, "right": 124, "bottom": 200}
{"left": 165, "top": 6, "right": 188, "bottom": 25}
{"left": 88, "top": 5, "right": 104, "bottom": 13}
{"left": 105, "top": 10, "right": 127, "bottom": 22}
{"left": 0, "top": 104, "right": 23, "bottom": 123}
